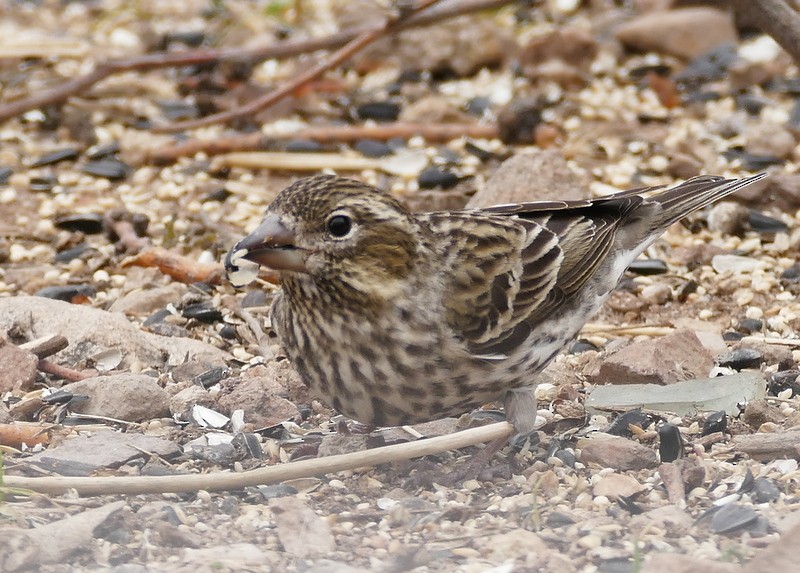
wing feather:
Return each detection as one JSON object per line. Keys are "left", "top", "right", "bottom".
{"left": 417, "top": 174, "right": 767, "bottom": 360}
{"left": 419, "top": 197, "right": 635, "bottom": 357}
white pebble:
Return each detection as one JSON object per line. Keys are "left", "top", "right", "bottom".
{"left": 641, "top": 283, "right": 671, "bottom": 305}
{"left": 745, "top": 307, "right": 764, "bottom": 320}
{"left": 578, "top": 534, "right": 603, "bottom": 549}
{"left": 712, "top": 254, "right": 761, "bottom": 273}
{"left": 92, "top": 269, "right": 110, "bottom": 283}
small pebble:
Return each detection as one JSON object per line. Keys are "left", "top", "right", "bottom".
{"left": 640, "top": 283, "right": 671, "bottom": 305}
{"left": 82, "top": 158, "right": 131, "bottom": 180}
{"left": 418, "top": 167, "right": 459, "bottom": 189}
{"left": 354, "top": 139, "right": 392, "bottom": 158}
{"left": 628, "top": 259, "right": 668, "bottom": 275}
{"left": 356, "top": 102, "right": 400, "bottom": 122}
{"left": 707, "top": 202, "right": 749, "bottom": 235}
{"left": 31, "top": 148, "right": 80, "bottom": 167}
{"left": 578, "top": 534, "right": 602, "bottom": 549}
{"left": 737, "top": 318, "right": 763, "bottom": 333}
{"left": 284, "top": 139, "right": 324, "bottom": 153}
{"left": 717, "top": 348, "right": 763, "bottom": 369}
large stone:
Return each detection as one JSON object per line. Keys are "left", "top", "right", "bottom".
{"left": 580, "top": 435, "right": 659, "bottom": 470}
{"left": 586, "top": 372, "right": 765, "bottom": 417}
{"left": 217, "top": 365, "right": 300, "bottom": 429}
{"left": 269, "top": 497, "right": 335, "bottom": 558}
{"left": 24, "top": 430, "right": 181, "bottom": 476}
{"left": 590, "top": 330, "right": 713, "bottom": 386}
{"left": 467, "top": 151, "right": 589, "bottom": 208}
{"left": 615, "top": 8, "right": 738, "bottom": 60}
{"left": 67, "top": 373, "right": 171, "bottom": 422}
{"left": 0, "top": 296, "right": 230, "bottom": 370}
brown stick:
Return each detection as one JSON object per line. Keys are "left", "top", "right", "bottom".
{"left": 731, "top": 0, "right": 800, "bottom": 64}
{"left": 38, "top": 359, "right": 97, "bottom": 382}
{"left": 0, "top": 0, "right": 513, "bottom": 125}
{"left": 150, "top": 122, "right": 499, "bottom": 164}
{"left": 154, "top": 0, "right": 446, "bottom": 133}
{"left": 0, "top": 423, "right": 51, "bottom": 448}
{"left": 121, "top": 246, "right": 226, "bottom": 285}
{"left": 19, "top": 335, "right": 68, "bottom": 359}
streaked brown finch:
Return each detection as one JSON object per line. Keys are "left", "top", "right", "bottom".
{"left": 225, "top": 171, "right": 767, "bottom": 430}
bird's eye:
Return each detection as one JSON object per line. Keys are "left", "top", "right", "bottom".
{"left": 327, "top": 214, "right": 352, "bottom": 238}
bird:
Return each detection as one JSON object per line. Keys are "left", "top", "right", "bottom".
{"left": 225, "top": 171, "right": 767, "bottom": 430}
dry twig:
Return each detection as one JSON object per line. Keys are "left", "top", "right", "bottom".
{"left": 732, "top": 0, "right": 800, "bottom": 64}
{"left": 150, "top": 122, "right": 499, "bottom": 164}
{"left": 37, "top": 360, "right": 97, "bottom": 382}
{"left": 0, "top": 0, "right": 513, "bottom": 125}
{"left": 154, "top": 0, "right": 446, "bottom": 132}
{"left": 3, "top": 422, "right": 514, "bottom": 495}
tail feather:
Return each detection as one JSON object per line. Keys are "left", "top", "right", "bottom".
{"left": 651, "top": 173, "right": 768, "bottom": 229}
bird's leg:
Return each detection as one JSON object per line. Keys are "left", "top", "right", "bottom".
{"left": 405, "top": 387, "right": 539, "bottom": 488}
{"left": 449, "top": 387, "right": 540, "bottom": 478}
{"left": 504, "top": 386, "right": 539, "bottom": 435}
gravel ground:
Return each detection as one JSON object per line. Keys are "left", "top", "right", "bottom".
{"left": 1, "top": 1, "right": 800, "bottom": 572}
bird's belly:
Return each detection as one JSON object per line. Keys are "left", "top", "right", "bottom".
{"left": 283, "top": 325, "right": 576, "bottom": 427}
{"left": 276, "top": 290, "right": 608, "bottom": 427}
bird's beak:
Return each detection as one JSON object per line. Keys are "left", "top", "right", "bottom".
{"left": 225, "top": 214, "right": 306, "bottom": 275}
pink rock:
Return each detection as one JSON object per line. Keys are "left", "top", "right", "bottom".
{"left": 0, "top": 337, "right": 38, "bottom": 393}
{"left": 580, "top": 435, "right": 659, "bottom": 470}
{"left": 468, "top": 151, "right": 588, "bottom": 208}
{"left": 591, "top": 329, "right": 713, "bottom": 386}
{"left": 615, "top": 8, "right": 738, "bottom": 60}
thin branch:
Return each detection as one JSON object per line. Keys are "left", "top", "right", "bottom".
{"left": 731, "top": 0, "right": 800, "bottom": 64}
{"left": 153, "top": 0, "right": 446, "bottom": 133}
{"left": 149, "top": 122, "right": 499, "bottom": 164}
{"left": 3, "top": 421, "right": 514, "bottom": 495}
{"left": 37, "top": 359, "right": 97, "bottom": 382}
{"left": 0, "top": 0, "right": 513, "bottom": 125}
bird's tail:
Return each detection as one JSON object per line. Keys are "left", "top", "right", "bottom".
{"left": 650, "top": 172, "right": 768, "bottom": 229}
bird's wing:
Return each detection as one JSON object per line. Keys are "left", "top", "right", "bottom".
{"left": 420, "top": 174, "right": 768, "bottom": 358}
{"left": 419, "top": 196, "right": 643, "bottom": 357}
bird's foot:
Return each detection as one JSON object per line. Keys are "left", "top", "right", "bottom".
{"left": 401, "top": 436, "right": 513, "bottom": 489}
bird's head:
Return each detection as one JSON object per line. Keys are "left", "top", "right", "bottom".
{"left": 225, "top": 175, "right": 422, "bottom": 299}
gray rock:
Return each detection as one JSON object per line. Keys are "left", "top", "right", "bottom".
{"left": 67, "top": 373, "right": 171, "bottom": 422}
{"left": 0, "top": 296, "right": 230, "bottom": 370}
{"left": 0, "top": 501, "right": 126, "bottom": 572}
{"left": 269, "top": 497, "right": 335, "bottom": 558}
{"left": 468, "top": 151, "right": 588, "bottom": 208}
{"left": 25, "top": 431, "right": 181, "bottom": 476}
{"left": 586, "top": 372, "right": 766, "bottom": 417}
